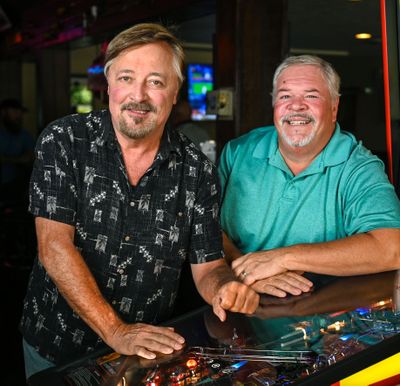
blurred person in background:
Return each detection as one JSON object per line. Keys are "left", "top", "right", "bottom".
{"left": 0, "top": 98, "right": 35, "bottom": 205}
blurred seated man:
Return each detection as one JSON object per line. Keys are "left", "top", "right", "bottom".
{"left": 171, "top": 98, "right": 211, "bottom": 150}
{"left": 0, "top": 98, "right": 35, "bottom": 204}
{"left": 218, "top": 55, "right": 400, "bottom": 298}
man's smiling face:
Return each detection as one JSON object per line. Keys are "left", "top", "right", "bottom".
{"left": 273, "top": 64, "right": 339, "bottom": 152}
{"left": 107, "top": 42, "right": 179, "bottom": 140}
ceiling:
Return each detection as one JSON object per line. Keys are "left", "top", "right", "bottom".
{"left": 0, "top": 0, "right": 383, "bottom": 58}
{"left": 288, "top": 0, "right": 382, "bottom": 57}
{"left": 0, "top": 0, "right": 216, "bottom": 54}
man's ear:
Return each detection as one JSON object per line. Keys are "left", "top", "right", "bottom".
{"left": 332, "top": 97, "right": 339, "bottom": 122}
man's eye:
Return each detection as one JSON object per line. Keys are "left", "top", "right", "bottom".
{"left": 118, "top": 76, "right": 131, "bottom": 82}
{"left": 150, "top": 79, "right": 163, "bottom": 87}
{"left": 306, "top": 94, "right": 318, "bottom": 99}
{"left": 279, "top": 95, "right": 290, "bottom": 100}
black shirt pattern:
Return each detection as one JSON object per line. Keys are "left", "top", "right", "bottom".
{"left": 20, "top": 110, "right": 223, "bottom": 364}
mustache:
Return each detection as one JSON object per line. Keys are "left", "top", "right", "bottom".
{"left": 281, "top": 113, "right": 315, "bottom": 123}
{"left": 121, "top": 102, "right": 157, "bottom": 113}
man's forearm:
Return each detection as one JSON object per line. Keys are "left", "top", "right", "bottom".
{"left": 231, "top": 228, "right": 400, "bottom": 286}
{"left": 283, "top": 228, "right": 400, "bottom": 276}
{"left": 36, "top": 218, "right": 123, "bottom": 343}
{"left": 222, "top": 232, "right": 243, "bottom": 265}
{"left": 193, "top": 261, "right": 238, "bottom": 304}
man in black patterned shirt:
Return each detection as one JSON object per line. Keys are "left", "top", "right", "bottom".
{"left": 20, "top": 23, "right": 259, "bottom": 378}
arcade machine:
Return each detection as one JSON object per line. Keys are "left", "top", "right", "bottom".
{"left": 28, "top": 271, "right": 400, "bottom": 385}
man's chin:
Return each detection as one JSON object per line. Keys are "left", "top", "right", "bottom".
{"left": 283, "top": 135, "right": 313, "bottom": 148}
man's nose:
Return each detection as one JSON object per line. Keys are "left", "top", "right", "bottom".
{"left": 128, "top": 82, "right": 147, "bottom": 101}
{"left": 289, "top": 95, "right": 307, "bottom": 110}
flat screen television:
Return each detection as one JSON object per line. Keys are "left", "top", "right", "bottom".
{"left": 187, "top": 63, "right": 216, "bottom": 120}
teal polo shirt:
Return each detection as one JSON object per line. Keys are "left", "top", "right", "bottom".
{"left": 218, "top": 124, "right": 400, "bottom": 253}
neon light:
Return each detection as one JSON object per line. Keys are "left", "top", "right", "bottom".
{"left": 231, "top": 360, "right": 248, "bottom": 369}
{"left": 380, "top": 0, "right": 393, "bottom": 183}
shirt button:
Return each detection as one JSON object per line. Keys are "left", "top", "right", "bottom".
{"left": 130, "top": 201, "right": 135, "bottom": 207}
{"left": 178, "top": 212, "right": 183, "bottom": 217}
{"left": 118, "top": 269, "right": 124, "bottom": 274}
{"left": 125, "top": 236, "right": 130, "bottom": 241}
{"left": 112, "top": 300, "right": 116, "bottom": 305}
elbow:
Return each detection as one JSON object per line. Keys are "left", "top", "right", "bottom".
{"left": 382, "top": 229, "right": 400, "bottom": 270}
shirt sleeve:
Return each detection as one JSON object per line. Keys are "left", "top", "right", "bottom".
{"left": 342, "top": 147, "right": 400, "bottom": 234}
{"left": 28, "top": 120, "right": 78, "bottom": 225}
{"left": 217, "top": 140, "right": 234, "bottom": 202}
{"left": 188, "top": 158, "right": 224, "bottom": 264}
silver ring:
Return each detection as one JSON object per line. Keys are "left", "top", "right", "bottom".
{"left": 241, "top": 271, "right": 248, "bottom": 278}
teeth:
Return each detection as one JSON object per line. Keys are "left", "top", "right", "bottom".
{"left": 288, "top": 120, "right": 309, "bottom": 125}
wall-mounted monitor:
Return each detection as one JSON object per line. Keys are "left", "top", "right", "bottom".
{"left": 187, "top": 63, "right": 216, "bottom": 121}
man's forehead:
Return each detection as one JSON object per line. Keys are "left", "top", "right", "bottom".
{"left": 277, "top": 66, "right": 325, "bottom": 86}
{"left": 279, "top": 65, "right": 322, "bottom": 79}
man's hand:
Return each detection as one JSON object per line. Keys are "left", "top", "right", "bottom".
{"left": 250, "top": 272, "right": 313, "bottom": 297}
{"left": 191, "top": 259, "right": 260, "bottom": 322}
{"left": 109, "top": 323, "right": 185, "bottom": 359}
{"left": 231, "top": 250, "right": 289, "bottom": 285}
{"left": 212, "top": 281, "right": 259, "bottom": 322}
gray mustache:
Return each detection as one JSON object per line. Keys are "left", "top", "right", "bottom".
{"left": 122, "top": 102, "right": 156, "bottom": 113}
{"left": 281, "top": 113, "right": 314, "bottom": 122}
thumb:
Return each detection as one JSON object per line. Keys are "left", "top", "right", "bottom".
{"left": 212, "top": 297, "right": 226, "bottom": 322}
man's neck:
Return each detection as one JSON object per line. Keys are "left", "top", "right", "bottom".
{"left": 279, "top": 142, "right": 323, "bottom": 176}
{"left": 114, "top": 129, "right": 163, "bottom": 186}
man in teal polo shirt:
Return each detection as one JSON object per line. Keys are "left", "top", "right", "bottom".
{"left": 219, "top": 55, "right": 400, "bottom": 297}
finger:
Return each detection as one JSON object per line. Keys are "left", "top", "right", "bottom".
{"left": 231, "top": 255, "right": 247, "bottom": 270}
{"left": 134, "top": 326, "right": 185, "bottom": 351}
{"left": 135, "top": 346, "right": 157, "bottom": 359}
{"left": 138, "top": 334, "right": 184, "bottom": 354}
{"left": 279, "top": 276, "right": 313, "bottom": 293}
{"left": 225, "top": 289, "right": 246, "bottom": 312}
{"left": 212, "top": 298, "right": 227, "bottom": 322}
{"left": 286, "top": 272, "right": 314, "bottom": 287}
{"left": 242, "top": 291, "right": 260, "bottom": 314}
{"left": 149, "top": 326, "right": 185, "bottom": 345}
{"left": 242, "top": 271, "right": 256, "bottom": 286}
{"left": 221, "top": 283, "right": 257, "bottom": 313}
{"left": 232, "top": 264, "right": 246, "bottom": 278}
{"left": 219, "top": 287, "right": 238, "bottom": 310}
{"left": 252, "top": 282, "right": 287, "bottom": 297}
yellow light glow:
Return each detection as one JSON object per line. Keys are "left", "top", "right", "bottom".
{"left": 355, "top": 33, "right": 372, "bottom": 39}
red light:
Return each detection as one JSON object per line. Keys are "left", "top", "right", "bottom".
{"left": 14, "top": 32, "right": 22, "bottom": 44}
{"left": 186, "top": 359, "right": 197, "bottom": 369}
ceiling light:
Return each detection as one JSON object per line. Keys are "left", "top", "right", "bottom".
{"left": 355, "top": 33, "right": 372, "bottom": 39}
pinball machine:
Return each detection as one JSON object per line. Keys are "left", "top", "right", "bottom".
{"left": 27, "top": 271, "right": 400, "bottom": 385}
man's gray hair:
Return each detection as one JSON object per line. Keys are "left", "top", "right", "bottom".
{"left": 271, "top": 55, "right": 341, "bottom": 105}
{"left": 104, "top": 23, "right": 185, "bottom": 86}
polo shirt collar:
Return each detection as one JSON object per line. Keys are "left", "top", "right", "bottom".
{"left": 253, "top": 127, "right": 279, "bottom": 159}
{"left": 253, "top": 123, "right": 352, "bottom": 176}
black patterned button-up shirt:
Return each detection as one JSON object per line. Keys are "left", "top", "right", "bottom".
{"left": 20, "top": 110, "right": 223, "bottom": 364}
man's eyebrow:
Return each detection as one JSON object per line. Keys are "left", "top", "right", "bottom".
{"left": 276, "top": 87, "right": 321, "bottom": 93}
{"left": 115, "top": 69, "right": 134, "bottom": 75}
{"left": 148, "top": 71, "right": 166, "bottom": 79}
{"left": 304, "top": 88, "right": 320, "bottom": 93}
